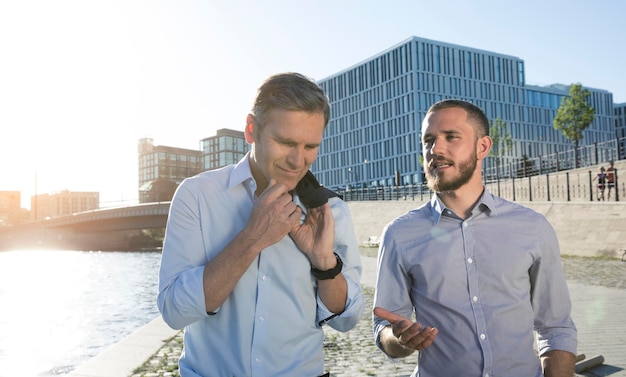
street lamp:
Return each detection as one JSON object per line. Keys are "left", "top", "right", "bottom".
{"left": 363, "top": 159, "right": 371, "bottom": 200}
{"left": 364, "top": 159, "right": 369, "bottom": 187}
{"left": 346, "top": 168, "right": 352, "bottom": 191}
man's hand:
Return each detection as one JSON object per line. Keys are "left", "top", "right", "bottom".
{"left": 244, "top": 179, "right": 302, "bottom": 250}
{"left": 202, "top": 179, "right": 302, "bottom": 312}
{"left": 374, "top": 307, "right": 438, "bottom": 357}
{"left": 289, "top": 200, "right": 347, "bottom": 314}
{"left": 541, "top": 350, "right": 576, "bottom": 377}
{"left": 289, "top": 202, "right": 336, "bottom": 270}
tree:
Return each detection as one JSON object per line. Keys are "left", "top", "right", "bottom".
{"left": 553, "top": 83, "right": 595, "bottom": 168}
{"left": 139, "top": 178, "right": 179, "bottom": 203}
{"left": 489, "top": 117, "right": 513, "bottom": 179}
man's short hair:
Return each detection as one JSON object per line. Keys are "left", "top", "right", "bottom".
{"left": 250, "top": 72, "right": 331, "bottom": 131}
{"left": 427, "top": 99, "right": 490, "bottom": 137}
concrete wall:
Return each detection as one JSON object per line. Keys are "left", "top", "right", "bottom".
{"left": 347, "top": 200, "right": 626, "bottom": 259}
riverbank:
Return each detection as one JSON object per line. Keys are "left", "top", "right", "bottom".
{"left": 68, "top": 254, "right": 626, "bottom": 377}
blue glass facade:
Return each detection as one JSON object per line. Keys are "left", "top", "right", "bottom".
{"left": 313, "top": 36, "right": 616, "bottom": 190}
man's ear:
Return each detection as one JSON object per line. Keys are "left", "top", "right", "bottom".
{"left": 477, "top": 135, "right": 492, "bottom": 161}
{"left": 244, "top": 114, "right": 256, "bottom": 144}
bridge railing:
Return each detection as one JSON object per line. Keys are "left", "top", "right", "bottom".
{"left": 0, "top": 202, "right": 172, "bottom": 230}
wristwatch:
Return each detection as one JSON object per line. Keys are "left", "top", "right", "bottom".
{"left": 311, "top": 253, "right": 343, "bottom": 280}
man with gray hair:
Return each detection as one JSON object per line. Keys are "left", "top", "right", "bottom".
{"left": 158, "top": 72, "right": 364, "bottom": 377}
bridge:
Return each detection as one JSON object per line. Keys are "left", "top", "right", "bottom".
{"left": 0, "top": 202, "right": 170, "bottom": 251}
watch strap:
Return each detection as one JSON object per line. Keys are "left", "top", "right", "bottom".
{"left": 311, "top": 253, "right": 343, "bottom": 280}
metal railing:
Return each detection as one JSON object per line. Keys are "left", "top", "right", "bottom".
{"left": 483, "top": 137, "right": 622, "bottom": 181}
{"left": 339, "top": 184, "right": 433, "bottom": 202}
{"left": 336, "top": 164, "right": 621, "bottom": 203}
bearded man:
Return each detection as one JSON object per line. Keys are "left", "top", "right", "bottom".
{"left": 372, "top": 99, "right": 577, "bottom": 377}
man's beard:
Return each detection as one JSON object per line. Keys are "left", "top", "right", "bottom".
{"left": 426, "top": 152, "right": 477, "bottom": 192}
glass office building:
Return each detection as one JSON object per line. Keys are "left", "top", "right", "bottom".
{"left": 200, "top": 128, "right": 249, "bottom": 171}
{"left": 313, "top": 36, "right": 616, "bottom": 190}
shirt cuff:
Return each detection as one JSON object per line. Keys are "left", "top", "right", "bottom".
{"left": 315, "top": 273, "right": 363, "bottom": 329}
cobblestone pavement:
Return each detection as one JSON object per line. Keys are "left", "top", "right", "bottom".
{"left": 130, "top": 255, "right": 626, "bottom": 377}
{"left": 130, "top": 286, "right": 415, "bottom": 377}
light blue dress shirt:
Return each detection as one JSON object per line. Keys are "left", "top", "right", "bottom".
{"left": 158, "top": 155, "right": 364, "bottom": 377}
{"left": 373, "top": 190, "right": 577, "bottom": 377}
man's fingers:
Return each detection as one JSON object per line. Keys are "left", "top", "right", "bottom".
{"left": 373, "top": 307, "right": 406, "bottom": 324}
{"left": 405, "top": 326, "right": 438, "bottom": 351}
{"left": 259, "top": 179, "right": 290, "bottom": 199}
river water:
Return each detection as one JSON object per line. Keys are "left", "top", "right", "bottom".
{"left": 0, "top": 250, "right": 161, "bottom": 377}
{"left": 0, "top": 250, "right": 623, "bottom": 377}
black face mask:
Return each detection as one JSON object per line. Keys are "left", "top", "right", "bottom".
{"left": 294, "top": 171, "right": 340, "bottom": 209}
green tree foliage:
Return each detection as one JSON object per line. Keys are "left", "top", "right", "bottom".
{"left": 489, "top": 117, "right": 513, "bottom": 178}
{"left": 553, "top": 83, "right": 595, "bottom": 168}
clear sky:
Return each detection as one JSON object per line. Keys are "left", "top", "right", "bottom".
{"left": 2, "top": 0, "right": 625, "bottom": 209}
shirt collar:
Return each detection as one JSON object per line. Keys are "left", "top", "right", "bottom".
{"left": 429, "top": 194, "right": 445, "bottom": 223}
{"left": 230, "top": 152, "right": 255, "bottom": 191}
{"left": 478, "top": 188, "right": 498, "bottom": 216}
{"left": 429, "top": 187, "right": 498, "bottom": 222}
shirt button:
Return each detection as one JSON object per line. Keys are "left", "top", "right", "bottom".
{"left": 480, "top": 333, "right": 486, "bottom": 340}
{"left": 485, "top": 374, "right": 489, "bottom": 377}
{"left": 259, "top": 316, "right": 265, "bottom": 322}
{"left": 255, "top": 358, "right": 261, "bottom": 363}
{"left": 463, "top": 222, "right": 468, "bottom": 227}
{"left": 467, "top": 258, "right": 473, "bottom": 264}
{"left": 472, "top": 296, "right": 478, "bottom": 302}
{"left": 262, "top": 275, "right": 268, "bottom": 281}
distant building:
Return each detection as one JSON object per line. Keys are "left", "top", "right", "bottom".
{"left": 31, "top": 190, "right": 99, "bottom": 221}
{"left": 200, "top": 128, "right": 249, "bottom": 171}
{"left": 137, "top": 130, "right": 248, "bottom": 203}
{"left": 314, "top": 36, "right": 618, "bottom": 190}
{"left": 0, "top": 191, "right": 28, "bottom": 226}
{"left": 137, "top": 138, "right": 204, "bottom": 203}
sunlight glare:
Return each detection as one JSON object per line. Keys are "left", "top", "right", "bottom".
{"left": 0, "top": 250, "right": 94, "bottom": 376}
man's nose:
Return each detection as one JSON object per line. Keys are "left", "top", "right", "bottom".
{"left": 286, "top": 147, "right": 306, "bottom": 167}
{"left": 429, "top": 139, "right": 443, "bottom": 156}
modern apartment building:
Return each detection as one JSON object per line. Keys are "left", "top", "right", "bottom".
{"left": 137, "top": 130, "right": 248, "bottom": 203}
{"left": 30, "top": 190, "right": 99, "bottom": 221}
{"left": 0, "top": 191, "right": 28, "bottom": 226}
{"left": 137, "top": 138, "right": 204, "bottom": 203}
{"left": 313, "top": 36, "right": 618, "bottom": 190}
{"left": 200, "top": 128, "right": 249, "bottom": 171}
